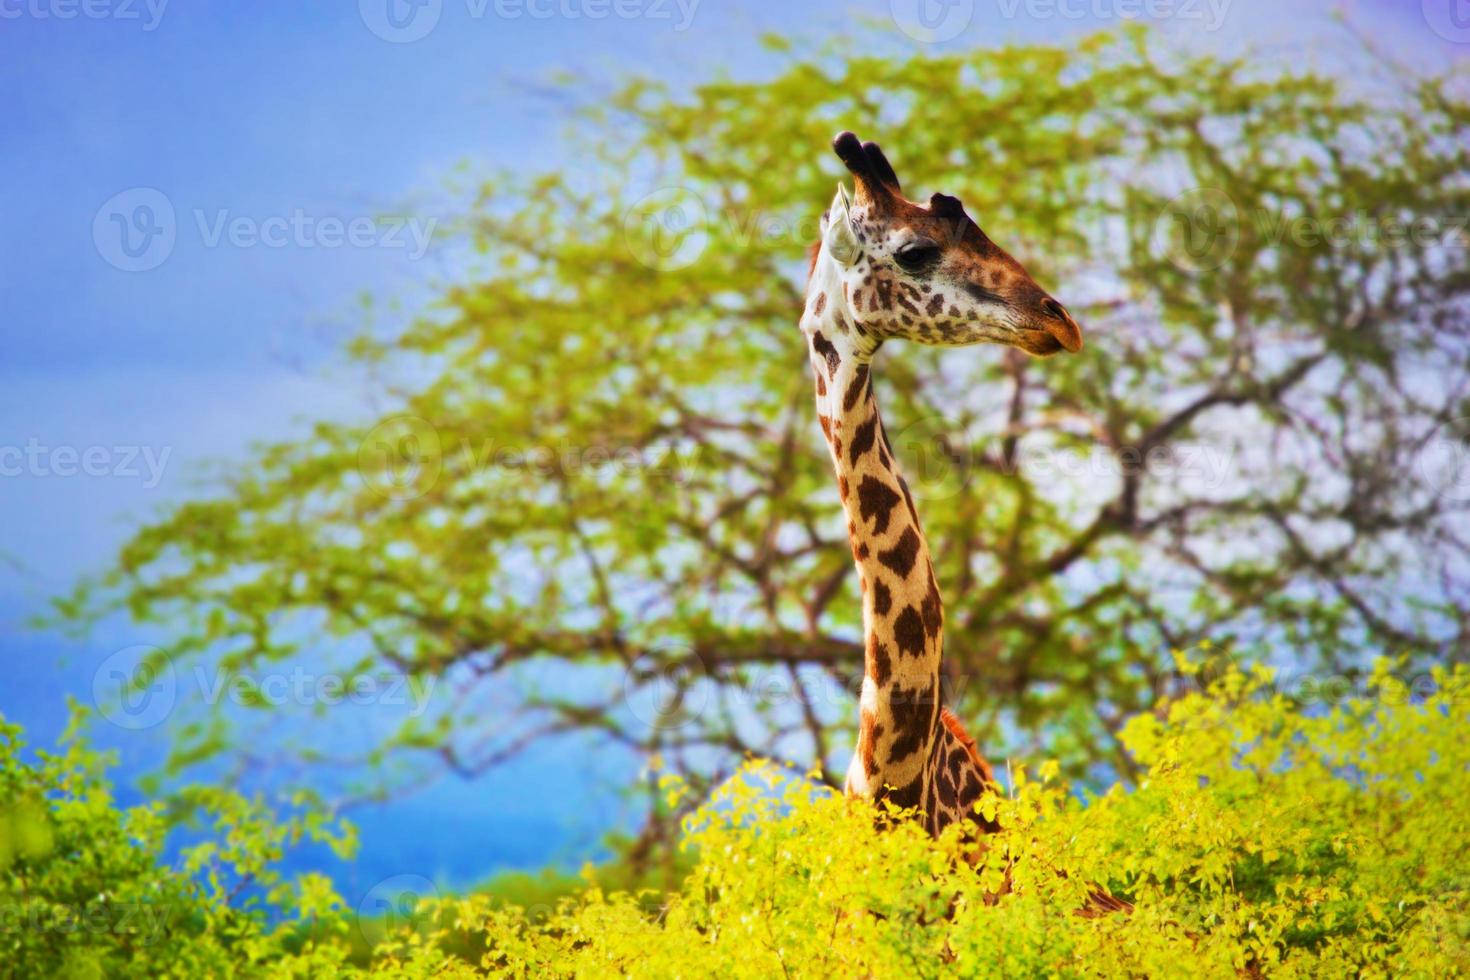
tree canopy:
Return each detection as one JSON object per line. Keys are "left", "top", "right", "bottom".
{"left": 62, "top": 29, "right": 1470, "bottom": 837}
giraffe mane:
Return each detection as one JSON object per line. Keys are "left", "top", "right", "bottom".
{"left": 940, "top": 707, "right": 995, "bottom": 785}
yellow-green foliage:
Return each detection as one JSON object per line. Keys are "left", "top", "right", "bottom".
{"left": 425, "top": 660, "right": 1469, "bottom": 979}
{"left": 5, "top": 662, "right": 1469, "bottom": 977}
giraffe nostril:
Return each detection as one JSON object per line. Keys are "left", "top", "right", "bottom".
{"left": 1040, "top": 297, "right": 1069, "bottom": 321}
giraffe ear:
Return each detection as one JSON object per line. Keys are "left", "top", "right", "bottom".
{"left": 824, "top": 183, "right": 859, "bottom": 266}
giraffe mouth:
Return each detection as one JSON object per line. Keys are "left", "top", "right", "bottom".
{"left": 1015, "top": 324, "right": 1081, "bottom": 357}
{"left": 1038, "top": 299, "right": 1084, "bottom": 353}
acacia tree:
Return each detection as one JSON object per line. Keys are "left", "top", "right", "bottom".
{"left": 63, "top": 30, "right": 1470, "bottom": 848}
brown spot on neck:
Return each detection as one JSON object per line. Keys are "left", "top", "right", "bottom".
{"left": 811, "top": 331, "right": 841, "bottom": 378}
{"left": 843, "top": 364, "right": 871, "bottom": 413}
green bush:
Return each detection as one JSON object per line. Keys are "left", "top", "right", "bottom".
{"left": 4, "top": 660, "right": 1469, "bottom": 977}
{"left": 0, "top": 704, "right": 359, "bottom": 978}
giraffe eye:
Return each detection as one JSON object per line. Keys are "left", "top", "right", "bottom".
{"left": 894, "top": 241, "right": 941, "bottom": 273}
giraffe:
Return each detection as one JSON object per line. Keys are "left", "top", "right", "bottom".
{"left": 801, "top": 132, "right": 1084, "bottom": 838}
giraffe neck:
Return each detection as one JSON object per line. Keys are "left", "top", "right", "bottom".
{"left": 800, "top": 256, "right": 944, "bottom": 812}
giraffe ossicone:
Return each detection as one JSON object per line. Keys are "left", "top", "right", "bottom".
{"left": 801, "top": 131, "right": 1084, "bottom": 838}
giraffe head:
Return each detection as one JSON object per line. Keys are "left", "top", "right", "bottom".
{"left": 819, "top": 131, "right": 1082, "bottom": 357}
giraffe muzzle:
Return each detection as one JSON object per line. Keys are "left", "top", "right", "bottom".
{"left": 1038, "top": 297, "right": 1084, "bottom": 353}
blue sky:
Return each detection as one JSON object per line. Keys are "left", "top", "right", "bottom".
{"left": 0, "top": 0, "right": 1459, "bottom": 899}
